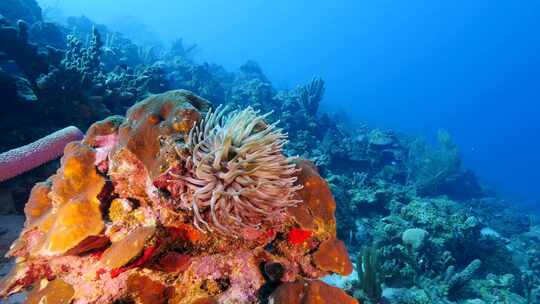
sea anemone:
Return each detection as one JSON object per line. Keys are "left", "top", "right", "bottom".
{"left": 172, "top": 106, "right": 302, "bottom": 236}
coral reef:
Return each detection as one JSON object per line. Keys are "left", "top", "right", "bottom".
{"left": 0, "top": 2, "right": 538, "bottom": 303}
{"left": 0, "top": 91, "right": 356, "bottom": 304}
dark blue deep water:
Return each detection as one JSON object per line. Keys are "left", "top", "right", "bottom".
{"left": 41, "top": 0, "right": 540, "bottom": 207}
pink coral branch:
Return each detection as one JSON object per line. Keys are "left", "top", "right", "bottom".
{"left": 0, "top": 126, "right": 84, "bottom": 182}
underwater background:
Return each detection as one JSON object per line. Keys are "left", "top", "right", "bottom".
{"left": 0, "top": 0, "right": 539, "bottom": 303}
{"left": 43, "top": 0, "right": 540, "bottom": 206}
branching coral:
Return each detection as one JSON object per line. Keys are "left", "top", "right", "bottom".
{"left": 445, "top": 259, "right": 482, "bottom": 300}
{"left": 298, "top": 76, "right": 325, "bottom": 116}
{"left": 357, "top": 245, "right": 382, "bottom": 301}
{"left": 405, "top": 130, "right": 462, "bottom": 196}
{"left": 170, "top": 105, "right": 302, "bottom": 236}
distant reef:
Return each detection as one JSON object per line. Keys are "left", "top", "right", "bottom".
{"left": 0, "top": 0, "right": 42, "bottom": 24}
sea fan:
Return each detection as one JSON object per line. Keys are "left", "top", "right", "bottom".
{"left": 173, "top": 105, "right": 302, "bottom": 236}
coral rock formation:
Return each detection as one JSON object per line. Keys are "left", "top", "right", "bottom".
{"left": 0, "top": 90, "right": 356, "bottom": 304}
{"left": 270, "top": 279, "right": 358, "bottom": 304}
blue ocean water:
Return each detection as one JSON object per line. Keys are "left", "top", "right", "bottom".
{"left": 1, "top": 1, "right": 540, "bottom": 302}
{"left": 39, "top": 0, "right": 540, "bottom": 208}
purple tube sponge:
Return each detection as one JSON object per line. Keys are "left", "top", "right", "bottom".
{"left": 0, "top": 126, "right": 84, "bottom": 182}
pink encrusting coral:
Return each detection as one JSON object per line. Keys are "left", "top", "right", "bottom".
{"left": 0, "top": 126, "right": 84, "bottom": 182}
{"left": 166, "top": 105, "right": 303, "bottom": 236}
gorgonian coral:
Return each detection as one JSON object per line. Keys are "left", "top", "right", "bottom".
{"left": 171, "top": 106, "right": 302, "bottom": 236}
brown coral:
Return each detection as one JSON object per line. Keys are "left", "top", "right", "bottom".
{"left": 313, "top": 238, "right": 354, "bottom": 275}
{"left": 9, "top": 142, "right": 106, "bottom": 258}
{"left": 25, "top": 279, "right": 75, "bottom": 304}
{"left": 288, "top": 160, "right": 336, "bottom": 237}
{"left": 101, "top": 226, "right": 156, "bottom": 269}
{"left": 23, "top": 181, "right": 53, "bottom": 228}
{"left": 269, "top": 279, "right": 358, "bottom": 304}
{"left": 114, "top": 90, "right": 211, "bottom": 178}
{"left": 126, "top": 274, "right": 170, "bottom": 304}
{"left": 41, "top": 142, "right": 106, "bottom": 256}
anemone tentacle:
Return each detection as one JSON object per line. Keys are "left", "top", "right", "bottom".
{"left": 172, "top": 105, "right": 302, "bottom": 236}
